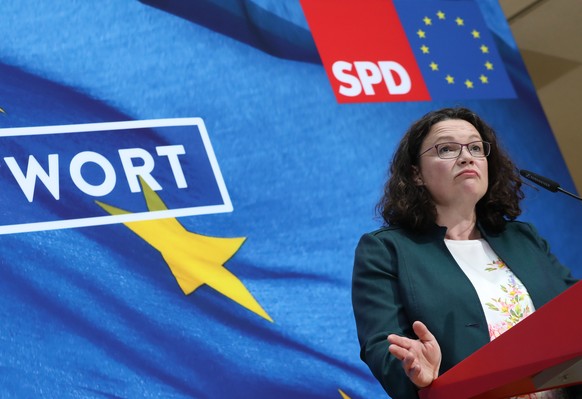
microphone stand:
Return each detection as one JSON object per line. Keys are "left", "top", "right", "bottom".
{"left": 520, "top": 169, "right": 582, "bottom": 202}
{"left": 557, "top": 187, "right": 582, "bottom": 201}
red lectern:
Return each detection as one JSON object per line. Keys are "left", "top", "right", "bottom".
{"left": 420, "top": 281, "right": 582, "bottom": 399}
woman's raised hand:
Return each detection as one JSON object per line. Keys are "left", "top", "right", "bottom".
{"left": 387, "top": 321, "right": 442, "bottom": 388}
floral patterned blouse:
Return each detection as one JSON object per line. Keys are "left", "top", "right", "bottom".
{"left": 445, "top": 239, "right": 566, "bottom": 399}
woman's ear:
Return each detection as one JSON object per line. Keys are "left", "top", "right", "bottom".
{"left": 412, "top": 166, "right": 424, "bottom": 186}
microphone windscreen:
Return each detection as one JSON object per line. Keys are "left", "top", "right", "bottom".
{"left": 519, "top": 169, "right": 560, "bottom": 192}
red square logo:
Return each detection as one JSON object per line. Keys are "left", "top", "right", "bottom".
{"left": 300, "top": 0, "right": 431, "bottom": 103}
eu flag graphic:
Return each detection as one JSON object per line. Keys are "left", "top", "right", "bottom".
{"left": 301, "top": 0, "right": 516, "bottom": 102}
{"left": 394, "top": 1, "right": 516, "bottom": 100}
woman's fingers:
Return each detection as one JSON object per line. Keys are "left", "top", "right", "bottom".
{"left": 387, "top": 342, "right": 408, "bottom": 361}
{"left": 412, "top": 321, "right": 436, "bottom": 342}
{"left": 387, "top": 333, "right": 412, "bottom": 348}
{"left": 387, "top": 322, "right": 442, "bottom": 388}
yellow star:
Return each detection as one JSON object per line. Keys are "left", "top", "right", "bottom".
{"left": 464, "top": 79, "right": 474, "bottom": 89}
{"left": 480, "top": 75, "right": 489, "bottom": 84}
{"left": 485, "top": 61, "right": 494, "bottom": 70}
{"left": 445, "top": 75, "right": 455, "bottom": 84}
{"left": 471, "top": 29, "right": 480, "bottom": 39}
{"left": 96, "top": 178, "right": 273, "bottom": 323}
{"left": 420, "top": 45, "right": 430, "bottom": 54}
{"left": 436, "top": 11, "right": 445, "bottom": 20}
{"left": 480, "top": 45, "right": 489, "bottom": 54}
{"left": 338, "top": 389, "right": 352, "bottom": 399}
{"left": 455, "top": 17, "right": 464, "bottom": 26}
{"left": 429, "top": 62, "right": 438, "bottom": 71}
{"left": 423, "top": 16, "right": 432, "bottom": 26}
{"left": 416, "top": 29, "right": 426, "bottom": 39}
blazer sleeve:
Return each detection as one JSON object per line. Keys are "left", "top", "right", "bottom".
{"left": 524, "top": 222, "right": 579, "bottom": 288}
{"left": 352, "top": 232, "right": 419, "bottom": 399}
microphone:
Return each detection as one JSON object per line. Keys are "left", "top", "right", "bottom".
{"left": 519, "top": 169, "right": 582, "bottom": 201}
{"left": 519, "top": 169, "right": 559, "bottom": 192}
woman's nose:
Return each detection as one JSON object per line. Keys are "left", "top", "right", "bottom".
{"left": 457, "top": 146, "right": 474, "bottom": 162}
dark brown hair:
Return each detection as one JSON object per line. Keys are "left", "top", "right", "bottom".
{"left": 377, "top": 107, "right": 523, "bottom": 233}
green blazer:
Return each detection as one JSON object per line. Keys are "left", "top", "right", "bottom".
{"left": 352, "top": 221, "right": 578, "bottom": 399}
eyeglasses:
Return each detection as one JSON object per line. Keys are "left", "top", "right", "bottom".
{"left": 419, "top": 141, "right": 491, "bottom": 159}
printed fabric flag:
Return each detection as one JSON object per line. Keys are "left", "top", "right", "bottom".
{"left": 300, "top": 0, "right": 516, "bottom": 102}
{"left": 0, "top": 1, "right": 579, "bottom": 399}
{"left": 395, "top": 0, "right": 517, "bottom": 99}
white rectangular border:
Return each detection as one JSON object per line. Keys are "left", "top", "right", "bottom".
{"left": 0, "top": 118, "right": 233, "bottom": 234}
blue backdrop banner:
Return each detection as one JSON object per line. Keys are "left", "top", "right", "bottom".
{"left": 0, "top": 1, "right": 579, "bottom": 398}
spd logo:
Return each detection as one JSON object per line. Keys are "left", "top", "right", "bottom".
{"left": 300, "top": 0, "right": 516, "bottom": 103}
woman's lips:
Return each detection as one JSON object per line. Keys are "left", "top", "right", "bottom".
{"left": 456, "top": 169, "right": 479, "bottom": 178}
